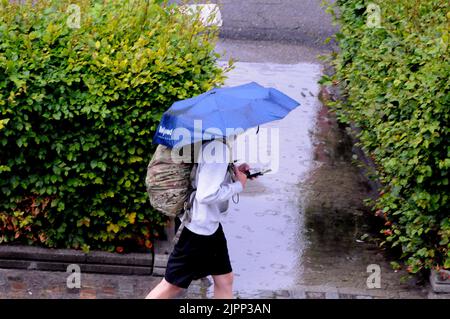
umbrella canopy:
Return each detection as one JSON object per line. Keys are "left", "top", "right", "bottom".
{"left": 152, "top": 82, "right": 300, "bottom": 148}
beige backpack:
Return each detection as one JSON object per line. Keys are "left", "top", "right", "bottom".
{"left": 145, "top": 140, "right": 235, "bottom": 243}
{"left": 145, "top": 143, "right": 200, "bottom": 219}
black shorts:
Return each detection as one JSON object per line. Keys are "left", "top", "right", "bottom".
{"left": 164, "top": 222, "right": 232, "bottom": 289}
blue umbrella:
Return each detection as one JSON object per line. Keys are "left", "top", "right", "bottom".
{"left": 152, "top": 82, "right": 300, "bottom": 148}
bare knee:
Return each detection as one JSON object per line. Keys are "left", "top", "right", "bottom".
{"left": 213, "top": 273, "right": 234, "bottom": 289}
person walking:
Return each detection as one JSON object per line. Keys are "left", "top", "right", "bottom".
{"left": 146, "top": 138, "right": 251, "bottom": 299}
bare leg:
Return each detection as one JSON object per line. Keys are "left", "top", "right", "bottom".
{"left": 145, "top": 278, "right": 184, "bottom": 299}
{"left": 212, "top": 272, "right": 234, "bottom": 299}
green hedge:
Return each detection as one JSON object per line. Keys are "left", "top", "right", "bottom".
{"left": 325, "top": 0, "right": 449, "bottom": 272}
{"left": 0, "top": 0, "right": 229, "bottom": 252}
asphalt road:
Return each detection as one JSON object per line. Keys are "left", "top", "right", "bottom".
{"left": 174, "top": 0, "right": 338, "bottom": 48}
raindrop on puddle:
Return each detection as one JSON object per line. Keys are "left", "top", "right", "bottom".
{"left": 270, "top": 263, "right": 286, "bottom": 270}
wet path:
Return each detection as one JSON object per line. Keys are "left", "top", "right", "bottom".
{"left": 218, "top": 62, "right": 321, "bottom": 297}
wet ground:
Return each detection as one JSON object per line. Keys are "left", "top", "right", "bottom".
{"left": 0, "top": 40, "right": 442, "bottom": 300}
{"left": 295, "top": 97, "right": 427, "bottom": 297}
{"left": 1, "top": 0, "right": 447, "bottom": 297}
{"left": 217, "top": 61, "right": 321, "bottom": 297}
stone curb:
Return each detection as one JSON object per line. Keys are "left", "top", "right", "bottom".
{"left": 0, "top": 259, "right": 152, "bottom": 276}
{"left": 0, "top": 217, "right": 175, "bottom": 277}
{"left": 0, "top": 245, "right": 154, "bottom": 276}
{"left": 152, "top": 218, "right": 176, "bottom": 277}
{"left": 153, "top": 255, "right": 169, "bottom": 277}
{"left": 219, "top": 27, "right": 337, "bottom": 49}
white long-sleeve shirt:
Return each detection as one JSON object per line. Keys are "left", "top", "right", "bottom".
{"left": 184, "top": 139, "right": 243, "bottom": 235}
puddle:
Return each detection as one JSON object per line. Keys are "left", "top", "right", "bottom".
{"left": 297, "top": 100, "right": 426, "bottom": 295}
{"left": 214, "top": 61, "right": 322, "bottom": 296}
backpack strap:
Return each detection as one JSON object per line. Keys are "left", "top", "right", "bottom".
{"left": 172, "top": 208, "right": 190, "bottom": 245}
{"left": 172, "top": 163, "right": 197, "bottom": 245}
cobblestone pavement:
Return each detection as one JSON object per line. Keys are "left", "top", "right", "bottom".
{"left": 0, "top": 269, "right": 448, "bottom": 299}
{"left": 0, "top": 268, "right": 156, "bottom": 299}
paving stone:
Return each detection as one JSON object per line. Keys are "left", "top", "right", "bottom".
{"left": 101, "top": 287, "right": 117, "bottom": 295}
{"left": 255, "top": 290, "right": 277, "bottom": 299}
{"left": 118, "top": 282, "right": 135, "bottom": 295}
{"left": 66, "top": 287, "right": 81, "bottom": 295}
{"left": 398, "top": 291, "right": 427, "bottom": 299}
{"left": 274, "top": 290, "right": 290, "bottom": 298}
{"left": 10, "top": 282, "right": 26, "bottom": 290}
{"left": 289, "top": 289, "right": 306, "bottom": 299}
{"left": 0, "top": 273, "right": 7, "bottom": 286}
{"left": 325, "top": 291, "right": 340, "bottom": 299}
{"left": 80, "top": 288, "right": 97, "bottom": 299}
{"left": 427, "top": 291, "right": 450, "bottom": 299}
{"left": 305, "top": 291, "right": 325, "bottom": 299}
{"left": 6, "top": 274, "right": 22, "bottom": 281}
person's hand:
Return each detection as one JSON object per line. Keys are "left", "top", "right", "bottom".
{"left": 237, "top": 163, "right": 257, "bottom": 180}
{"left": 234, "top": 165, "right": 248, "bottom": 189}
{"left": 237, "top": 163, "right": 250, "bottom": 174}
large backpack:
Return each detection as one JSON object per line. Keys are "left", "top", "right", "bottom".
{"left": 145, "top": 143, "right": 199, "bottom": 219}
{"left": 145, "top": 140, "right": 236, "bottom": 243}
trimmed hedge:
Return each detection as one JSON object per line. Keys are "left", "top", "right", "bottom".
{"left": 325, "top": 0, "right": 449, "bottom": 272}
{"left": 0, "top": 0, "right": 229, "bottom": 252}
